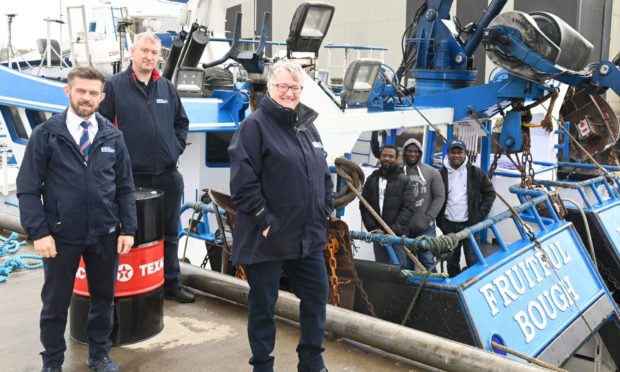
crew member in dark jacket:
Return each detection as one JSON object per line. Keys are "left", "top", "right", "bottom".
{"left": 17, "top": 67, "right": 136, "bottom": 372}
{"left": 360, "top": 145, "right": 416, "bottom": 265}
{"left": 437, "top": 140, "right": 496, "bottom": 277}
{"left": 229, "top": 60, "right": 333, "bottom": 372}
{"left": 99, "top": 32, "right": 193, "bottom": 303}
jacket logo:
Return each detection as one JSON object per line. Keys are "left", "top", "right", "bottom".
{"left": 311, "top": 141, "right": 323, "bottom": 149}
{"left": 101, "top": 146, "right": 115, "bottom": 153}
{"left": 156, "top": 98, "right": 169, "bottom": 104}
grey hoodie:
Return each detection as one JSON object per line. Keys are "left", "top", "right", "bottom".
{"left": 402, "top": 138, "right": 446, "bottom": 234}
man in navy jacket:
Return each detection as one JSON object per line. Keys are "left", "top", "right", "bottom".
{"left": 229, "top": 60, "right": 333, "bottom": 372}
{"left": 17, "top": 67, "right": 136, "bottom": 372}
{"left": 99, "top": 32, "right": 192, "bottom": 303}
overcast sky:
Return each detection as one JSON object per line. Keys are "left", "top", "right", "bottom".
{"left": 0, "top": 0, "right": 184, "bottom": 50}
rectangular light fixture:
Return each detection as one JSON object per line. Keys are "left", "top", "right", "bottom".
{"left": 340, "top": 58, "right": 382, "bottom": 108}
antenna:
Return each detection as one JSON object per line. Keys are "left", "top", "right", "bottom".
{"left": 5, "top": 14, "right": 32, "bottom": 71}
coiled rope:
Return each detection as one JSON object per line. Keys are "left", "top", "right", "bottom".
{"left": 400, "top": 233, "right": 460, "bottom": 263}
{"left": 0, "top": 232, "right": 43, "bottom": 283}
{"left": 333, "top": 157, "right": 365, "bottom": 209}
{"left": 0, "top": 255, "right": 43, "bottom": 283}
{"left": 0, "top": 232, "right": 26, "bottom": 257}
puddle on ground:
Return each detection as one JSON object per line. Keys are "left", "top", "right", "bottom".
{"left": 123, "top": 315, "right": 237, "bottom": 350}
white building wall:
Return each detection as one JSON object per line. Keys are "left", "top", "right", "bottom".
{"left": 238, "top": 0, "right": 620, "bottom": 112}
{"left": 270, "top": 0, "right": 408, "bottom": 80}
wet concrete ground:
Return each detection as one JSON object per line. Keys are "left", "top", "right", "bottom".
{"left": 0, "top": 243, "right": 431, "bottom": 372}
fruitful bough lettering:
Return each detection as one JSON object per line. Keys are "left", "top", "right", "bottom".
{"left": 478, "top": 240, "right": 578, "bottom": 343}
{"left": 513, "top": 276, "right": 579, "bottom": 342}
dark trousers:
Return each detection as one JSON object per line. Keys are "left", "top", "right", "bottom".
{"left": 40, "top": 233, "right": 119, "bottom": 368}
{"left": 412, "top": 224, "right": 437, "bottom": 271}
{"left": 133, "top": 169, "right": 184, "bottom": 291}
{"left": 245, "top": 251, "right": 329, "bottom": 372}
{"left": 441, "top": 220, "right": 478, "bottom": 277}
{"left": 373, "top": 242, "right": 412, "bottom": 268}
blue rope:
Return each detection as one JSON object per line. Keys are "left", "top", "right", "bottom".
{"left": 0, "top": 232, "right": 26, "bottom": 257}
{"left": 0, "top": 255, "right": 43, "bottom": 283}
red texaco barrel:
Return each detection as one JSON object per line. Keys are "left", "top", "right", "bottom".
{"left": 70, "top": 188, "right": 165, "bottom": 345}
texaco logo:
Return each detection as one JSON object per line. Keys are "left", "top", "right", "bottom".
{"left": 76, "top": 267, "right": 86, "bottom": 280}
{"left": 117, "top": 264, "right": 134, "bottom": 282}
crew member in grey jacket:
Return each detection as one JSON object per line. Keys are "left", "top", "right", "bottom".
{"left": 402, "top": 138, "right": 445, "bottom": 270}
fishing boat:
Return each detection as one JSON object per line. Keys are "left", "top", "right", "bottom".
{"left": 3, "top": 0, "right": 620, "bottom": 371}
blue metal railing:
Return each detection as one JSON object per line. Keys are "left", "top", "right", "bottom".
{"left": 323, "top": 44, "right": 388, "bottom": 52}
{"left": 536, "top": 173, "right": 620, "bottom": 210}
{"left": 350, "top": 193, "right": 558, "bottom": 269}
{"left": 178, "top": 202, "right": 222, "bottom": 242}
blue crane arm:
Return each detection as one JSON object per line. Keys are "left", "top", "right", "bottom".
{"left": 484, "top": 24, "right": 620, "bottom": 97}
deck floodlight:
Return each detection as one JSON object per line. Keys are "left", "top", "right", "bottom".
{"left": 286, "top": 2, "right": 335, "bottom": 58}
{"left": 174, "top": 67, "right": 205, "bottom": 97}
{"left": 340, "top": 58, "right": 381, "bottom": 108}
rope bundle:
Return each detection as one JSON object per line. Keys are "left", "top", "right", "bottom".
{"left": 333, "top": 157, "right": 365, "bottom": 209}
{"left": 0, "top": 232, "right": 43, "bottom": 283}
{"left": 0, "top": 232, "right": 25, "bottom": 257}
{"left": 401, "top": 233, "right": 461, "bottom": 262}
{"left": 0, "top": 255, "right": 43, "bottom": 283}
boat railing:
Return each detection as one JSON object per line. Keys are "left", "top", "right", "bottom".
{"left": 349, "top": 193, "right": 559, "bottom": 273}
{"left": 535, "top": 163, "right": 620, "bottom": 210}
{"left": 178, "top": 202, "right": 222, "bottom": 242}
{"left": 323, "top": 43, "right": 388, "bottom": 85}
{"left": 0, "top": 148, "right": 16, "bottom": 196}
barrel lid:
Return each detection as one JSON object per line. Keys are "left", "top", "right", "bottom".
{"left": 135, "top": 187, "right": 164, "bottom": 200}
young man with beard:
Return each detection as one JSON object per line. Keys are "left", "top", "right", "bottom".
{"left": 437, "top": 140, "right": 496, "bottom": 277}
{"left": 402, "top": 138, "right": 445, "bottom": 270}
{"left": 17, "top": 67, "right": 136, "bottom": 372}
{"left": 360, "top": 145, "right": 416, "bottom": 265}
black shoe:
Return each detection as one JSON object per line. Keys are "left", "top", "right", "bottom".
{"left": 87, "top": 356, "right": 119, "bottom": 372}
{"left": 164, "top": 286, "right": 195, "bottom": 303}
{"left": 41, "top": 367, "right": 62, "bottom": 372}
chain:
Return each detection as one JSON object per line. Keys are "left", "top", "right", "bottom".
{"left": 326, "top": 237, "right": 341, "bottom": 306}
{"left": 236, "top": 265, "right": 247, "bottom": 280}
{"left": 488, "top": 151, "right": 503, "bottom": 179}
{"left": 520, "top": 131, "right": 535, "bottom": 188}
{"left": 341, "top": 236, "right": 377, "bottom": 317}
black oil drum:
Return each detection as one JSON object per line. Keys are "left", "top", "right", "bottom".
{"left": 134, "top": 188, "right": 164, "bottom": 245}
{"left": 70, "top": 188, "right": 165, "bottom": 345}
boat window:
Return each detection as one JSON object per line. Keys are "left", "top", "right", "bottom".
{"left": 0, "top": 106, "right": 29, "bottom": 144}
{"left": 205, "top": 131, "right": 234, "bottom": 167}
{"left": 26, "top": 109, "right": 51, "bottom": 129}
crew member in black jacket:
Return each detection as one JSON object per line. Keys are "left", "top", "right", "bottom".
{"left": 17, "top": 67, "right": 136, "bottom": 372}
{"left": 360, "top": 144, "right": 416, "bottom": 265}
{"left": 437, "top": 140, "right": 496, "bottom": 277}
{"left": 99, "top": 32, "right": 193, "bottom": 303}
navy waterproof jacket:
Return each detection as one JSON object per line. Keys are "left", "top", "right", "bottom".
{"left": 228, "top": 96, "right": 333, "bottom": 265}
{"left": 17, "top": 111, "right": 137, "bottom": 245}
{"left": 99, "top": 66, "right": 189, "bottom": 175}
